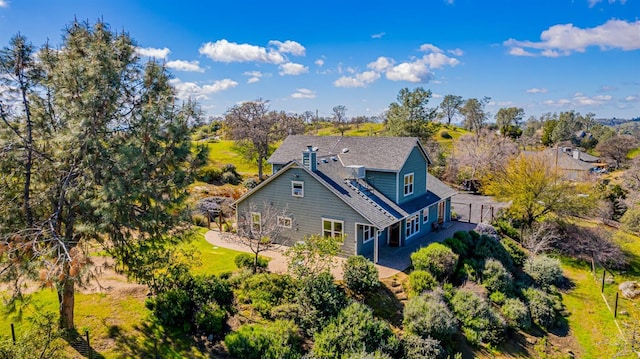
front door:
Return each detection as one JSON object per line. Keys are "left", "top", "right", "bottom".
{"left": 389, "top": 223, "right": 400, "bottom": 247}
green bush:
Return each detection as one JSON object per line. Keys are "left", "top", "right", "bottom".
{"left": 482, "top": 259, "right": 514, "bottom": 294}
{"left": 443, "top": 236, "right": 469, "bottom": 257}
{"left": 146, "top": 288, "right": 194, "bottom": 332}
{"left": 493, "top": 218, "right": 520, "bottom": 240}
{"left": 474, "top": 235, "right": 514, "bottom": 271}
{"left": 297, "top": 272, "right": 347, "bottom": 334}
{"left": 403, "top": 291, "right": 457, "bottom": 343}
{"left": 243, "top": 177, "right": 258, "bottom": 189}
{"left": 489, "top": 291, "right": 506, "bottom": 305}
{"left": 222, "top": 171, "right": 241, "bottom": 185}
{"left": 346, "top": 351, "right": 393, "bottom": 359}
{"left": 196, "top": 165, "right": 223, "bottom": 183}
{"left": 402, "top": 333, "right": 446, "bottom": 359}
{"left": 192, "top": 274, "right": 233, "bottom": 307}
{"left": 501, "top": 298, "right": 531, "bottom": 330}
{"left": 523, "top": 287, "right": 557, "bottom": 330}
{"left": 236, "top": 273, "right": 299, "bottom": 318}
{"left": 408, "top": 270, "right": 437, "bottom": 296}
{"left": 224, "top": 320, "right": 302, "bottom": 359}
{"left": 312, "top": 302, "right": 401, "bottom": 359}
{"left": 453, "top": 231, "right": 475, "bottom": 251}
{"left": 270, "top": 303, "right": 302, "bottom": 321}
{"left": 234, "top": 253, "right": 269, "bottom": 271}
{"left": 411, "top": 243, "right": 459, "bottom": 281}
{"left": 523, "top": 255, "right": 563, "bottom": 288}
{"left": 451, "top": 290, "right": 506, "bottom": 346}
{"left": 343, "top": 255, "right": 380, "bottom": 295}
{"left": 502, "top": 237, "right": 527, "bottom": 268}
{"left": 440, "top": 130, "right": 452, "bottom": 139}
{"left": 195, "top": 302, "right": 226, "bottom": 335}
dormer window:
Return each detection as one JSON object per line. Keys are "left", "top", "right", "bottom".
{"left": 404, "top": 173, "right": 414, "bottom": 196}
{"left": 292, "top": 181, "right": 304, "bottom": 197}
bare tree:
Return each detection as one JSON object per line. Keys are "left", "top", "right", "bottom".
{"left": 596, "top": 134, "right": 638, "bottom": 169}
{"left": 332, "top": 105, "right": 350, "bottom": 136}
{"left": 522, "top": 221, "right": 561, "bottom": 256}
{"left": 225, "top": 100, "right": 303, "bottom": 180}
{"left": 230, "top": 201, "right": 291, "bottom": 272}
{"left": 453, "top": 129, "right": 518, "bottom": 182}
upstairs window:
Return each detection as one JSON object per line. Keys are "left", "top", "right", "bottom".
{"left": 292, "top": 181, "right": 304, "bottom": 197}
{"left": 404, "top": 173, "right": 414, "bottom": 196}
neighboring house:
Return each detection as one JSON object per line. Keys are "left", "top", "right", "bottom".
{"left": 525, "top": 148, "right": 604, "bottom": 181}
{"left": 234, "top": 135, "right": 456, "bottom": 263}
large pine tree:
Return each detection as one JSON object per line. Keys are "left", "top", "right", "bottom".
{"left": 0, "top": 20, "right": 199, "bottom": 329}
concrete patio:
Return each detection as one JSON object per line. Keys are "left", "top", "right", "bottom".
{"left": 204, "top": 220, "right": 477, "bottom": 280}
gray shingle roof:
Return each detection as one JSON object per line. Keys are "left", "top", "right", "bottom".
{"left": 525, "top": 149, "right": 596, "bottom": 171}
{"left": 269, "top": 135, "right": 431, "bottom": 171}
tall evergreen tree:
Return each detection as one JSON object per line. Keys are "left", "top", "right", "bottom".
{"left": 384, "top": 87, "right": 438, "bottom": 141}
{"left": 0, "top": 20, "right": 199, "bottom": 329}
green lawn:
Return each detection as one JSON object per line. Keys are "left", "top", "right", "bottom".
{"left": 203, "top": 139, "right": 263, "bottom": 175}
{"left": 181, "top": 227, "right": 241, "bottom": 275}
{"left": 629, "top": 147, "right": 640, "bottom": 159}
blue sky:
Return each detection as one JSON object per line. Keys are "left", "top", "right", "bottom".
{"left": 1, "top": 0, "right": 638, "bottom": 121}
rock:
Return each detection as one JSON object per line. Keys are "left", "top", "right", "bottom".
{"left": 605, "top": 277, "right": 615, "bottom": 284}
{"left": 526, "top": 337, "right": 537, "bottom": 345}
{"left": 619, "top": 281, "right": 640, "bottom": 299}
{"left": 207, "top": 334, "right": 214, "bottom": 341}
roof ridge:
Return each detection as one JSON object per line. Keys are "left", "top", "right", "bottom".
{"left": 345, "top": 179, "right": 396, "bottom": 220}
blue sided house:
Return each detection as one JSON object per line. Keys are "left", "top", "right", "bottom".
{"left": 234, "top": 135, "right": 456, "bottom": 263}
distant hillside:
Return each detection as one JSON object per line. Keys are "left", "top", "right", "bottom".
{"left": 595, "top": 117, "right": 640, "bottom": 126}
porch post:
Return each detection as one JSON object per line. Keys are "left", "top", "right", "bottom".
{"left": 374, "top": 229, "right": 379, "bottom": 264}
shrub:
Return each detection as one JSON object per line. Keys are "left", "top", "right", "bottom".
{"left": 440, "top": 130, "right": 452, "bottom": 139}
{"left": 453, "top": 231, "right": 475, "bottom": 251}
{"left": 411, "top": 243, "right": 459, "bottom": 281}
{"left": 523, "top": 287, "right": 558, "bottom": 329}
{"left": 621, "top": 207, "right": 640, "bottom": 234}
{"left": 489, "top": 291, "right": 506, "bottom": 305}
{"left": 270, "top": 303, "right": 302, "bottom": 321}
{"left": 236, "top": 273, "right": 299, "bottom": 318}
{"left": 312, "top": 302, "right": 400, "bottom": 359}
{"left": 403, "top": 292, "right": 457, "bottom": 343}
{"left": 343, "top": 255, "right": 380, "bottom": 295}
{"left": 234, "top": 253, "right": 269, "bottom": 271}
{"left": 443, "top": 236, "right": 468, "bottom": 257}
{"left": 451, "top": 290, "right": 506, "bottom": 346}
{"left": 197, "top": 165, "right": 222, "bottom": 183}
{"left": 501, "top": 298, "right": 531, "bottom": 330}
{"left": 224, "top": 320, "right": 302, "bottom": 359}
{"left": 408, "top": 270, "right": 437, "bottom": 296}
{"left": 474, "top": 223, "right": 500, "bottom": 241}
{"left": 243, "top": 177, "right": 258, "bottom": 190}
{"left": 195, "top": 302, "right": 226, "bottom": 336}
{"left": 192, "top": 274, "right": 233, "bottom": 307}
{"left": 297, "top": 272, "right": 347, "bottom": 334}
{"left": 523, "top": 255, "right": 563, "bottom": 288}
{"left": 474, "top": 234, "right": 514, "bottom": 271}
{"left": 146, "top": 288, "right": 194, "bottom": 332}
{"left": 493, "top": 218, "right": 520, "bottom": 240}
{"left": 222, "top": 171, "right": 241, "bottom": 185}
{"left": 346, "top": 351, "right": 393, "bottom": 359}
{"left": 402, "top": 333, "right": 446, "bottom": 359}
{"left": 502, "top": 237, "right": 527, "bottom": 268}
{"left": 482, "top": 259, "right": 514, "bottom": 294}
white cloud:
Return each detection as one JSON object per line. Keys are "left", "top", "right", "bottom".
{"left": 504, "top": 19, "right": 640, "bottom": 57}
{"left": 199, "top": 39, "right": 285, "bottom": 64}
{"left": 599, "top": 85, "right": 617, "bottom": 92}
{"left": 421, "top": 52, "right": 460, "bottom": 69}
{"left": 136, "top": 47, "right": 171, "bottom": 59}
{"left": 448, "top": 48, "right": 464, "bottom": 56}
{"left": 445, "top": 0, "right": 455, "bottom": 4}
{"left": 243, "top": 71, "right": 264, "bottom": 84}
{"left": 367, "top": 57, "right": 395, "bottom": 72}
{"left": 543, "top": 93, "right": 613, "bottom": 107}
{"left": 527, "top": 87, "right": 548, "bottom": 94}
{"left": 419, "top": 43, "right": 443, "bottom": 53}
{"left": 170, "top": 78, "right": 238, "bottom": 100}
{"left": 279, "top": 62, "right": 309, "bottom": 76}
{"left": 508, "top": 47, "right": 535, "bottom": 56}
{"left": 166, "top": 60, "right": 204, "bottom": 73}
{"left": 315, "top": 58, "right": 325, "bottom": 66}
{"left": 268, "top": 40, "right": 305, "bottom": 56}
{"left": 624, "top": 95, "right": 639, "bottom": 102}
{"left": 0, "top": 0, "right": 8, "bottom": 8}
{"left": 291, "top": 88, "right": 316, "bottom": 99}
{"left": 432, "top": 93, "right": 443, "bottom": 99}
{"left": 333, "top": 71, "right": 380, "bottom": 88}
{"left": 589, "top": 0, "right": 627, "bottom": 7}
{"left": 371, "top": 32, "right": 386, "bottom": 39}
{"left": 386, "top": 61, "right": 431, "bottom": 83}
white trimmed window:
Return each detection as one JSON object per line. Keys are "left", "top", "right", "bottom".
{"left": 404, "top": 173, "right": 414, "bottom": 196}
{"left": 251, "top": 212, "right": 261, "bottom": 233}
{"left": 358, "top": 224, "right": 375, "bottom": 244}
{"left": 405, "top": 213, "right": 419, "bottom": 238}
{"left": 323, "top": 219, "right": 344, "bottom": 240}
{"left": 292, "top": 181, "right": 304, "bottom": 197}
{"left": 422, "top": 208, "right": 429, "bottom": 224}
{"left": 277, "top": 216, "right": 292, "bottom": 229}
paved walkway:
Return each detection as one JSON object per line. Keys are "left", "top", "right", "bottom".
{"left": 204, "top": 220, "right": 477, "bottom": 280}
